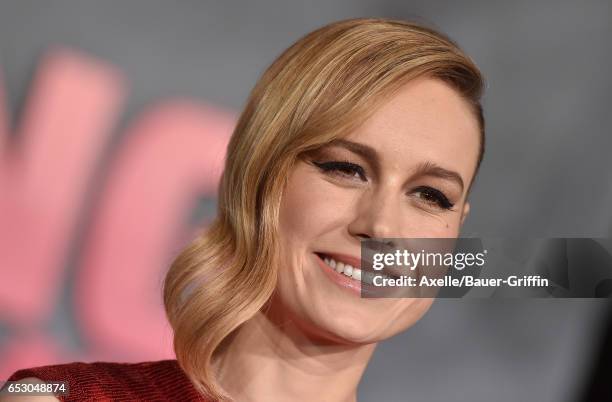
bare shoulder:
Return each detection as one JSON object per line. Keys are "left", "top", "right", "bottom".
{"left": 0, "top": 377, "right": 60, "bottom": 401}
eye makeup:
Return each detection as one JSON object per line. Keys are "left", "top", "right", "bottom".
{"left": 410, "top": 186, "right": 455, "bottom": 210}
{"left": 311, "top": 160, "right": 367, "bottom": 182}
{"left": 305, "top": 145, "right": 458, "bottom": 212}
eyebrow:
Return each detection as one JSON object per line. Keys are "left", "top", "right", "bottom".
{"left": 328, "top": 139, "right": 465, "bottom": 191}
{"left": 329, "top": 139, "right": 380, "bottom": 171}
{"left": 411, "top": 160, "right": 465, "bottom": 192}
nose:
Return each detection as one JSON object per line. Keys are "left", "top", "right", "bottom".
{"left": 348, "top": 186, "right": 402, "bottom": 243}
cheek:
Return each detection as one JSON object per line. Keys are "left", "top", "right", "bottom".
{"left": 279, "top": 167, "right": 351, "bottom": 245}
{"left": 397, "top": 209, "right": 464, "bottom": 238}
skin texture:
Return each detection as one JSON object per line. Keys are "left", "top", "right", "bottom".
{"left": 214, "top": 77, "right": 481, "bottom": 402}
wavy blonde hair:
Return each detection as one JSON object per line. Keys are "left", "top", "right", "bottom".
{"left": 164, "top": 17, "right": 485, "bottom": 401}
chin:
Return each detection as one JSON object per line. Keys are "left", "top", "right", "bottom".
{"left": 322, "top": 318, "right": 389, "bottom": 345}
{"left": 310, "top": 298, "right": 434, "bottom": 345}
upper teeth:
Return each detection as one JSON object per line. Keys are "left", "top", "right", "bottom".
{"left": 325, "top": 255, "right": 359, "bottom": 279}
{"left": 323, "top": 255, "right": 392, "bottom": 284}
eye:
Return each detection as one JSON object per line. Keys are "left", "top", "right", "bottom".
{"left": 312, "top": 160, "right": 368, "bottom": 182}
{"left": 411, "top": 186, "right": 455, "bottom": 210}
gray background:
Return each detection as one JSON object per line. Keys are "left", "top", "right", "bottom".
{"left": 1, "top": 1, "right": 611, "bottom": 401}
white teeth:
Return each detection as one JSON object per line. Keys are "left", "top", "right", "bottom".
{"left": 322, "top": 255, "right": 363, "bottom": 281}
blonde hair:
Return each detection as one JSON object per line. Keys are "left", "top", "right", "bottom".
{"left": 163, "top": 17, "right": 485, "bottom": 401}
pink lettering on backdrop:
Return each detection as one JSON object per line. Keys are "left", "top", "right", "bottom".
{"left": 77, "top": 101, "right": 232, "bottom": 359}
{"left": 0, "top": 49, "right": 125, "bottom": 323}
{"left": 0, "top": 48, "right": 234, "bottom": 377}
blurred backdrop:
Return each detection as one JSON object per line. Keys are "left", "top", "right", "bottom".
{"left": 0, "top": 1, "right": 611, "bottom": 401}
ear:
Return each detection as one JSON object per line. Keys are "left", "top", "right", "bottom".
{"left": 460, "top": 201, "right": 471, "bottom": 226}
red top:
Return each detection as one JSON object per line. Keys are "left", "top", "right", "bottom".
{"left": 7, "top": 359, "right": 209, "bottom": 401}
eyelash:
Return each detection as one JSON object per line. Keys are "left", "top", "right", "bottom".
{"left": 311, "top": 160, "right": 455, "bottom": 210}
{"left": 312, "top": 160, "right": 367, "bottom": 181}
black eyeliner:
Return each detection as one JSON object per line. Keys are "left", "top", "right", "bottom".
{"left": 311, "top": 160, "right": 367, "bottom": 181}
{"left": 414, "top": 186, "right": 454, "bottom": 210}
{"left": 312, "top": 160, "right": 454, "bottom": 210}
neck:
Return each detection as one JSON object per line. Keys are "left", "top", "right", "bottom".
{"left": 213, "top": 304, "right": 377, "bottom": 402}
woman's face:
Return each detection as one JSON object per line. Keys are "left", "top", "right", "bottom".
{"left": 275, "top": 77, "right": 480, "bottom": 344}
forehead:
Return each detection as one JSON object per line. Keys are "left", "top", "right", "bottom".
{"left": 345, "top": 77, "right": 480, "bottom": 186}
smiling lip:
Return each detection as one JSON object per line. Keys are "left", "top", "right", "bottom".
{"left": 316, "top": 252, "right": 363, "bottom": 269}
{"left": 314, "top": 252, "right": 362, "bottom": 296}
{"left": 314, "top": 252, "right": 382, "bottom": 297}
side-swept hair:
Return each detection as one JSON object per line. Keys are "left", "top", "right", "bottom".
{"left": 164, "top": 17, "right": 485, "bottom": 401}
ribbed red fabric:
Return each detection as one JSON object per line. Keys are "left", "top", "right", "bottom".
{"left": 7, "top": 359, "right": 210, "bottom": 401}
